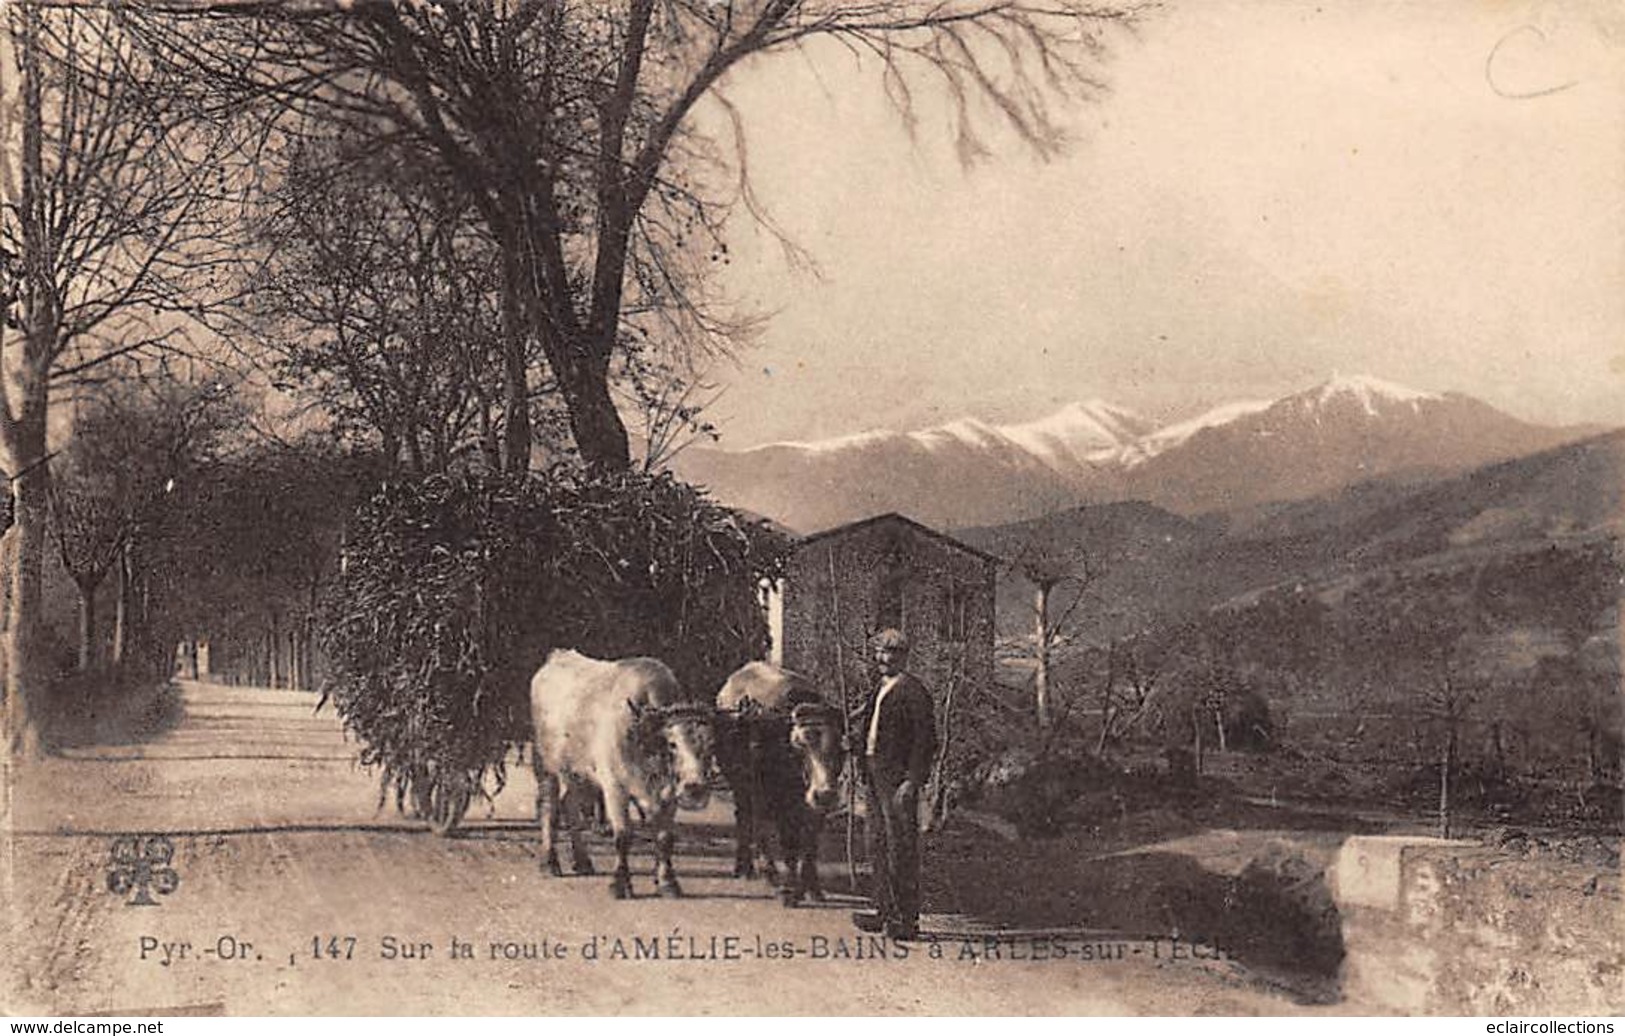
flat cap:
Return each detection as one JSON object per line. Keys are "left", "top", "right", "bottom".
{"left": 872, "top": 628, "right": 910, "bottom": 652}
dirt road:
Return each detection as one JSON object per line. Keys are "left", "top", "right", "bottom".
{"left": 4, "top": 681, "right": 1305, "bottom": 1016}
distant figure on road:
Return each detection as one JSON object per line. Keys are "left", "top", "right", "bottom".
{"left": 850, "top": 628, "right": 936, "bottom": 941}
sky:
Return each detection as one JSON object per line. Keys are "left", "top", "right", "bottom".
{"left": 689, "top": 0, "right": 1625, "bottom": 449}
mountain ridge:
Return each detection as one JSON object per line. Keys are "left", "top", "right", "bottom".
{"left": 672, "top": 374, "right": 1609, "bottom": 533}
{"left": 956, "top": 427, "right": 1625, "bottom": 645}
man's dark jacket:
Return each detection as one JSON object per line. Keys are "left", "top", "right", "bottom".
{"left": 854, "top": 672, "right": 937, "bottom": 788}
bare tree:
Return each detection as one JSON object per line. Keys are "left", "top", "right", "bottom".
{"left": 249, "top": 134, "right": 519, "bottom": 475}
{"left": 1094, "top": 634, "right": 1164, "bottom": 756}
{"left": 135, "top": 0, "right": 1138, "bottom": 473}
{"left": 1385, "top": 579, "right": 1479, "bottom": 837}
{"left": 48, "top": 464, "right": 124, "bottom": 672}
{"left": 1534, "top": 547, "right": 1622, "bottom": 793}
{"left": 1, "top": 6, "right": 240, "bottom": 757}
{"left": 47, "top": 376, "right": 241, "bottom": 673}
{"left": 632, "top": 373, "right": 721, "bottom": 473}
{"left": 1418, "top": 637, "right": 1476, "bottom": 839}
{"left": 1012, "top": 535, "right": 1099, "bottom": 729}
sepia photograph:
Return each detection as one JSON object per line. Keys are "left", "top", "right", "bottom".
{"left": 1, "top": 0, "right": 1621, "bottom": 1018}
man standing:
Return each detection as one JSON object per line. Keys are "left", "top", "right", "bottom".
{"left": 851, "top": 628, "right": 936, "bottom": 940}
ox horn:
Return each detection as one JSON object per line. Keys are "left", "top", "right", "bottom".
{"left": 659, "top": 701, "right": 715, "bottom": 725}
{"left": 790, "top": 702, "right": 838, "bottom": 726}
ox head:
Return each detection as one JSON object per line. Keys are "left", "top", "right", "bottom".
{"left": 788, "top": 701, "right": 846, "bottom": 814}
{"left": 632, "top": 700, "right": 715, "bottom": 811}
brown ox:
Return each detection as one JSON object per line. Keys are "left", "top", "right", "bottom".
{"left": 530, "top": 649, "right": 715, "bottom": 898}
{"left": 715, "top": 662, "right": 846, "bottom": 907}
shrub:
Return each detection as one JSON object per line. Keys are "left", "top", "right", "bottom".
{"left": 317, "top": 468, "right": 787, "bottom": 821}
{"left": 1225, "top": 687, "right": 1275, "bottom": 751}
{"left": 1228, "top": 841, "right": 1344, "bottom": 978}
{"left": 41, "top": 667, "right": 182, "bottom": 749}
{"left": 968, "top": 741, "right": 1175, "bottom": 838}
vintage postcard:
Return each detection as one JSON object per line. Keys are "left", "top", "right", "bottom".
{"left": 2, "top": 0, "right": 1621, "bottom": 1018}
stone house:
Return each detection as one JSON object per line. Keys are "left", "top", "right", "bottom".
{"left": 767, "top": 513, "right": 998, "bottom": 731}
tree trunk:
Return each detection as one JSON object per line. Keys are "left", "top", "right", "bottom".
{"left": 1438, "top": 734, "right": 1452, "bottom": 840}
{"left": 927, "top": 647, "right": 961, "bottom": 832}
{"left": 0, "top": 519, "right": 15, "bottom": 634}
{"left": 139, "top": 566, "right": 151, "bottom": 663}
{"left": 3, "top": 6, "right": 53, "bottom": 760}
{"left": 291, "top": 628, "right": 303, "bottom": 691}
{"left": 1193, "top": 708, "right": 1204, "bottom": 776}
{"left": 74, "top": 575, "right": 100, "bottom": 672}
{"left": 1094, "top": 646, "right": 1119, "bottom": 757}
{"left": 1034, "top": 580, "right": 1052, "bottom": 729}
{"left": 1587, "top": 722, "right": 1600, "bottom": 785}
{"left": 112, "top": 539, "right": 129, "bottom": 666}
{"left": 500, "top": 251, "right": 533, "bottom": 475}
{"left": 1214, "top": 706, "right": 1227, "bottom": 754}
{"left": 480, "top": 404, "right": 501, "bottom": 473}
{"left": 430, "top": 421, "right": 449, "bottom": 474}
{"left": 3, "top": 456, "right": 51, "bottom": 759}
{"left": 556, "top": 346, "right": 631, "bottom": 473}
{"left": 267, "top": 618, "right": 281, "bottom": 689}
{"left": 306, "top": 627, "right": 320, "bottom": 690}
{"left": 405, "top": 429, "right": 425, "bottom": 477}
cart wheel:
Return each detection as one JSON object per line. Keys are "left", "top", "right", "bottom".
{"left": 427, "top": 779, "right": 471, "bottom": 837}
{"left": 410, "top": 778, "right": 434, "bottom": 820}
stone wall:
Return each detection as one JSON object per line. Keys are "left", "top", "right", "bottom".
{"left": 1334, "top": 835, "right": 1623, "bottom": 1013}
{"left": 779, "top": 516, "right": 996, "bottom": 742}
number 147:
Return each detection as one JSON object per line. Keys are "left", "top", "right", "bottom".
{"left": 313, "top": 936, "right": 357, "bottom": 960}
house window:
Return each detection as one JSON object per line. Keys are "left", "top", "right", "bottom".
{"left": 875, "top": 542, "right": 908, "bottom": 633}
{"left": 939, "top": 579, "right": 970, "bottom": 643}
{"left": 876, "top": 565, "right": 905, "bottom": 633}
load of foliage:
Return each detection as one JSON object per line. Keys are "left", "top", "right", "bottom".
{"left": 317, "top": 467, "right": 787, "bottom": 822}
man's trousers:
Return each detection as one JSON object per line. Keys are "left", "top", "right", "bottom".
{"left": 863, "top": 759, "right": 921, "bottom": 927}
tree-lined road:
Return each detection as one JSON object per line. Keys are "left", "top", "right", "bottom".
{"left": 5, "top": 681, "right": 1302, "bottom": 1015}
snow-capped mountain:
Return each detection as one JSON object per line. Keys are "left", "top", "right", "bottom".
{"left": 1116, "top": 398, "right": 1274, "bottom": 468}
{"left": 1301, "top": 372, "right": 1442, "bottom": 413}
{"left": 750, "top": 400, "right": 1154, "bottom": 470}
{"left": 672, "top": 375, "right": 1602, "bottom": 532}
{"left": 997, "top": 400, "right": 1160, "bottom": 471}
{"left": 675, "top": 401, "right": 1151, "bottom": 531}
{"left": 1116, "top": 374, "right": 1590, "bottom": 514}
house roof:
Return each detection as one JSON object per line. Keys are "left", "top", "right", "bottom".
{"left": 794, "top": 512, "right": 1002, "bottom": 565}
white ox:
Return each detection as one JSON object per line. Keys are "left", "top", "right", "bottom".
{"left": 529, "top": 649, "right": 715, "bottom": 898}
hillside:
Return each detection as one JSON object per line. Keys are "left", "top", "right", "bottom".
{"left": 973, "top": 429, "right": 1624, "bottom": 662}
{"left": 967, "top": 433, "right": 1622, "bottom": 820}
{"left": 957, "top": 501, "right": 1219, "bottom": 643}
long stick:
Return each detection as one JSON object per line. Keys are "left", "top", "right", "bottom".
{"left": 828, "top": 545, "right": 857, "bottom": 893}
